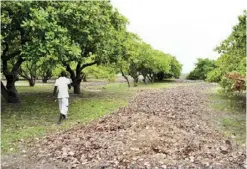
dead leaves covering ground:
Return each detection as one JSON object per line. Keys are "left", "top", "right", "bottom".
{"left": 13, "top": 84, "right": 247, "bottom": 168}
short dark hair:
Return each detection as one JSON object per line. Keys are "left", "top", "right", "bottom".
{"left": 60, "top": 71, "right": 67, "bottom": 77}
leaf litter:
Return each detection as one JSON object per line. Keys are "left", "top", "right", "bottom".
{"left": 2, "top": 84, "right": 246, "bottom": 169}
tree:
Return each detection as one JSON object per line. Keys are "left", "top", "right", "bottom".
{"left": 40, "top": 68, "right": 53, "bottom": 83}
{"left": 11, "top": 1, "right": 127, "bottom": 94}
{"left": 169, "top": 56, "right": 182, "bottom": 79}
{"left": 149, "top": 50, "right": 171, "bottom": 82}
{"left": 122, "top": 39, "right": 172, "bottom": 86}
{"left": 207, "top": 11, "right": 246, "bottom": 93}
{"left": 113, "top": 32, "right": 180, "bottom": 86}
{"left": 113, "top": 32, "right": 139, "bottom": 87}
{"left": 137, "top": 44, "right": 156, "bottom": 84}
{"left": 53, "top": 1, "right": 128, "bottom": 93}
{"left": 1, "top": 2, "right": 50, "bottom": 103}
{"left": 186, "top": 58, "right": 216, "bottom": 80}
{"left": 125, "top": 40, "right": 155, "bottom": 86}
{"left": 37, "top": 59, "right": 55, "bottom": 83}
{"left": 20, "top": 2, "right": 82, "bottom": 89}
{"left": 19, "top": 60, "right": 38, "bottom": 86}
{"left": 108, "top": 32, "right": 141, "bottom": 87}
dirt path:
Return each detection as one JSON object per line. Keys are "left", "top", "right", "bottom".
{"left": 2, "top": 83, "right": 246, "bottom": 169}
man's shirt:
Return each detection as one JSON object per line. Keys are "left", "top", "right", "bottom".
{"left": 54, "top": 77, "right": 71, "bottom": 98}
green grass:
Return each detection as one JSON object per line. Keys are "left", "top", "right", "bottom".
{"left": 209, "top": 86, "right": 246, "bottom": 144}
{"left": 1, "top": 84, "right": 130, "bottom": 154}
{"left": 2, "top": 81, "right": 182, "bottom": 154}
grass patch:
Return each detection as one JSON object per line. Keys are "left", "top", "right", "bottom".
{"left": 2, "top": 81, "right": 180, "bottom": 154}
{"left": 1, "top": 84, "right": 130, "bottom": 154}
{"left": 209, "top": 86, "right": 246, "bottom": 144}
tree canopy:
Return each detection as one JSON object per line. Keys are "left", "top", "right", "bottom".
{"left": 186, "top": 58, "right": 216, "bottom": 80}
{"left": 186, "top": 11, "right": 246, "bottom": 94}
{"left": 207, "top": 11, "right": 246, "bottom": 93}
{"left": 1, "top": 1, "right": 182, "bottom": 103}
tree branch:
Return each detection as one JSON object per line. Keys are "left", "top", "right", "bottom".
{"left": 19, "top": 68, "right": 30, "bottom": 80}
{"left": 2, "top": 50, "right": 22, "bottom": 62}
{"left": 12, "top": 56, "right": 24, "bottom": 74}
{"left": 80, "top": 61, "right": 98, "bottom": 71}
{"left": 1, "top": 81, "right": 9, "bottom": 101}
{"left": 76, "top": 61, "right": 81, "bottom": 73}
{"left": 2, "top": 60, "right": 8, "bottom": 76}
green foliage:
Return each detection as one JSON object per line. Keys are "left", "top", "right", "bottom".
{"left": 52, "top": 65, "right": 66, "bottom": 77}
{"left": 187, "top": 58, "right": 216, "bottom": 80}
{"left": 1, "top": 1, "right": 129, "bottom": 95}
{"left": 206, "top": 69, "right": 222, "bottom": 82}
{"left": 219, "top": 77, "right": 237, "bottom": 93}
{"left": 19, "top": 60, "right": 38, "bottom": 86}
{"left": 19, "top": 56, "right": 58, "bottom": 84}
{"left": 83, "top": 65, "right": 117, "bottom": 82}
{"left": 167, "top": 56, "right": 182, "bottom": 79}
{"left": 113, "top": 34, "right": 182, "bottom": 85}
{"left": 207, "top": 11, "right": 246, "bottom": 94}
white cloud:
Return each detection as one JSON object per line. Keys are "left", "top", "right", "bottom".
{"left": 111, "top": 0, "right": 246, "bottom": 73}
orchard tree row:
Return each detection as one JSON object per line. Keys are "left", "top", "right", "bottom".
{"left": 1, "top": 1, "right": 182, "bottom": 103}
{"left": 187, "top": 11, "right": 246, "bottom": 94}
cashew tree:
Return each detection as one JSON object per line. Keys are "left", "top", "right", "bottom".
{"left": 54, "top": 1, "right": 128, "bottom": 93}
{"left": 1, "top": 1, "right": 51, "bottom": 103}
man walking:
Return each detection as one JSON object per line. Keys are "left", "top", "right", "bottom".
{"left": 53, "top": 71, "right": 72, "bottom": 124}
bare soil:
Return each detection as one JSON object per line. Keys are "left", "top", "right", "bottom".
{"left": 1, "top": 83, "right": 246, "bottom": 169}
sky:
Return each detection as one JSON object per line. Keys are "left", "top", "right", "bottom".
{"left": 111, "top": 0, "right": 246, "bottom": 73}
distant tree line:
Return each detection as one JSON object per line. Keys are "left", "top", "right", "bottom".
{"left": 187, "top": 11, "right": 246, "bottom": 94}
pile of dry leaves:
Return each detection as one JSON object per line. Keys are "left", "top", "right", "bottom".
{"left": 26, "top": 84, "right": 247, "bottom": 168}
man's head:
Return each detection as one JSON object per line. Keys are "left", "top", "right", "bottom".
{"left": 60, "top": 71, "right": 67, "bottom": 77}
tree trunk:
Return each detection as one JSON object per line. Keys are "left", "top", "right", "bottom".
{"left": 72, "top": 72, "right": 82, "bottom": 94}
{"left": 147, "top": 74, "right": 152, "bottom": 82}
{"left": 42, "top": 78, "right": 48, "bottom": 83}
{"left": 73, "top": 81, "right": 81, "bottom": 94}
{"left": 82, "top": 73, "right": 87, "bottom": 82}
{"left": 120, "top": 68, "right": 130, "bottom": 88}
{"left": 2, "top": 74, "right": 21, "bottom": 103}
{"left": 63, "top": 61, "right": 97, "bottom": 94}
{"left": 42, "top": 75, "right": 51, "bottom": 83}
{"left": 73, "top": 69, "right": 83, "bottom": 94}
{"left": 125, "top": 76, "right": 130, "bottom": 88}
{"left": 1, "top": 81, "right": 9, "bottom": 101}
{"left": 152, "top": 76, "right": 155, "bottom": 83}
{"left": 41, "top": 70, "right": 52, "bottom": 83}
{"left": 133, "top": 78, "right": 138, "bottom": 87}
{"left": 28, "top": 78, "right": 35, "bottom": 87}
{"left": 143, "top": 75, "right": 148, "bottom": 84}
{"left": 82, "top": 76, "right": 87, "bottom": 82}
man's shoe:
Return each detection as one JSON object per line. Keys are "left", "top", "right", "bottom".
{"left": 62, "top": 114, "right": 67, "bottom": 120}
{"left": 57, "top": 114, "right": 63, "bottom": 125}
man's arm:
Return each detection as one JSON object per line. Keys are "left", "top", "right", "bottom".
{"left": 53, "top": 79, "right": 58, "bottom": 96}
{"left": 68, "top": 84, "right": 71, "bottom": 90}
{"left": 68, "top": 78, "right": 72, "bottom": 89}
{"left": 53, "top": 86, "right": 58, "bottom": 96}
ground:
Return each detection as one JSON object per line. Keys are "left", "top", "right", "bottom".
{"left": 1, "top": 80, "right": 246, "bottom": 169}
